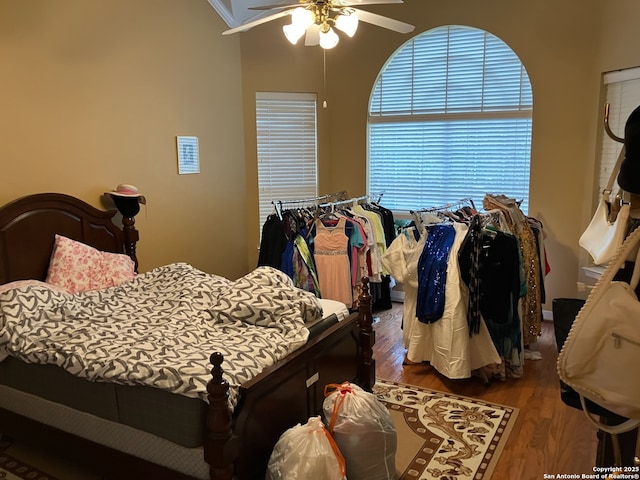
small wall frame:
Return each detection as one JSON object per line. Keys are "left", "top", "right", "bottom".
{"left": 176, "top": 136, "right": 200, "bottom": 175}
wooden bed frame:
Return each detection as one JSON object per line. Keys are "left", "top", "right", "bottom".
{"left": 0, "top": 193, "right": 376, "bottom": 480}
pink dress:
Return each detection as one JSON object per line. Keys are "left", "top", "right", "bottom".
{"left": 314, "top": 217, "right": 353, "bottom": 307}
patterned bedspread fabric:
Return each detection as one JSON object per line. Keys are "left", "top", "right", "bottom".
{"left": 0, "top": 263, "right": 321, "bottom": 408}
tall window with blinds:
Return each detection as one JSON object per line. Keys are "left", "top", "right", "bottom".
{"left": 368, "top": 25, "right": 533, "bottom": 213}
{"left": 256, "top": 92, "right": 318, "bottom": 233}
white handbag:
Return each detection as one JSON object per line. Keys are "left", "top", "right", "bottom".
{"left": 579, "top": 146, "right": 631, "bottom": 266}
{"left": 558, "top": 225, "right": 640, "bottom": 426}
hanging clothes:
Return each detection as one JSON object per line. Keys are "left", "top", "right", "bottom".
{"left": 382, "top": 221, "right": 501, "bottom": 379}
{"left": 258, "top": 194, "right": 396, "bottom": 309}
{"left": 313, "top": 217, "right": 354, "bottom": 307}
{"left": 416, "top": 223, "right": 456, "bottom": 323}
{"left": 380, "top": 227, "right": 426, "bottom": 352}
{"left": 258, "top": 213, "right": 287, "bottom": 268}
{"left": 482, "top": 194, "right": 543, "bottom": 345}
{"left": 293, "top": 232, "right": 321, "bottom": 296}
{"left": 458, "top": 215, "right": 523, "bottom": 369}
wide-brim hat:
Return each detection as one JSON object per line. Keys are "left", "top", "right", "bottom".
{"left": 106, "top": 184, "right": 146, "bottom": 204}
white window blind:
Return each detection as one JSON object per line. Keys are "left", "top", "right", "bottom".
{"left": 368, "top": 25, "right": 533, "bottom": 213}
{"left": 256, "top": 92, "right": 318, "bottom": 232}
{"left": 598, "top": 67, "right": 640, "bottom": 195}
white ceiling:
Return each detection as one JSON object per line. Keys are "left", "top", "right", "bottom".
{"left": 207, "top": 0, "right": 280, "bottom": 28}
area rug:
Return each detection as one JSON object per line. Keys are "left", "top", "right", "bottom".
{"left": 0, "top": 441, "right": 59, "bottom": 480}
{"left": 0, "top": 451, "right": 56, "bottom": 480}
{"left": 373, "top": 379, "right": 519, "bottom": 480}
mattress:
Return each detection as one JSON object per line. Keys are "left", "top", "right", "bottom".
{"left": 0, "top": 384, "right": 209, "bottom": 480}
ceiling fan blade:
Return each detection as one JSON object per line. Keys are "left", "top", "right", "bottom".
{"left": 222, "top": 10, "right": 292, "bottom": 35}
{"left": 338, "top": 0, "right": 404, "bottom": 5}
{"left": 250, "top": 0, "right": 403, "bottom": 9}
{"left": 304, "top": 23, "right": 320, "bottom": 45}
{"left": 249, "top": 1, "right": 312, "bottom": 11}
{"left": 351, "top": 7, "right": 414, "bottom": 34}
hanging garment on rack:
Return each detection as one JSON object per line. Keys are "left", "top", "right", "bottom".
{"left": 258, "top": 194, "right": 396, "bottom": 308}
{"left": 528, "top": 216, "right": 550, "bottom": 304}
{"left": 313, "top": 217, "right": 354, "bottom": 307}
{"left": 352, "top": 204, "right": 388, "bottom": 282}
{"left": 483, "top": 194, "right": 543, "bottom": 345}
{"left": 293, "top": 232, "right": 321, "bottom": 296}
{"left": 381, "top": 226, "right": 426, "bottom": 351}
{"left": 258, "top": 213, "right": 288, "bottom": 268}
{"left": 363, "top": 202, "right": 396, "bottom": 248}
{"left": 416, "top": 224, "right": 456, "bottom": 323}
{"left": 382, "top": 222, "right": 501, "bottom": 379}
{"left": 458, "top": 215, "right": 523, "bottom": 369}
{"left": 259, "top": 190, "right": 348, "bottom": 269}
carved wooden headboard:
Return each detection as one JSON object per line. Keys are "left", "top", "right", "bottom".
{"left": 0, "top": 193, "right": 138, "bottom": 284}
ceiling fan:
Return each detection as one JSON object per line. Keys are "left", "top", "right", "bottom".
{"left": 222, "top": 0, "right": 415, "bottom": 49}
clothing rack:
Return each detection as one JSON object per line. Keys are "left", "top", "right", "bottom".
{"left": 318, "top": 192, "right": 384, "bottom": 210}
{"left": 410, "top": 197, "right": 476, "bottom": 215}
{"left": 272, "top": 191, "right": 348, "bottom": 218}
{"left": 409, "top": 197, "right": 476, "bottom": 227}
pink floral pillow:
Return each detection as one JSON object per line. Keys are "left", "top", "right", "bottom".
{"left": 46, "top": 235, "right": 136, "bottom": 293}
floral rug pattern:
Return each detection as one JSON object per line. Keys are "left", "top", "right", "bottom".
{"left": 0, "top": 438, "right": 60, "bottom": 480}
{"left": 374, "top": 380, "right": 519, "bottom": 480}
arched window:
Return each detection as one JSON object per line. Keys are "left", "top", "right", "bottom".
{"left": 368, "top": 25, "right": 533, "bottom": 212}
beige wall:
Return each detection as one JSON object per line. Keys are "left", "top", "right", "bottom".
{"left": 239, "top": 0, "right": 622, "bottom": 310}
{"left": 3, "top": 0, "right": 640, "bottom": 307}
{"left": 0, "top": 0, "right": 248, "bottom": 279}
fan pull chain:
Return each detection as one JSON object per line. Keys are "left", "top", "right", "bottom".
{"left": 323, "top": 49, "right": 328, "bottom": 108}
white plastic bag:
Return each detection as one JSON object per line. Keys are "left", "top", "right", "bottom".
{"left": 266, "top": 416, "right": 346, "bottom": 480}
{"left": 323, "top": 382, "right": 397, "bottom": 480}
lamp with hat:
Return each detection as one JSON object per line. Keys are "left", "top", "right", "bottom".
{"left": 105, "top": 184, "right": 146, "bottom": 218}
{"left": 104, "top": 184, "right": 145, "bottom": 271}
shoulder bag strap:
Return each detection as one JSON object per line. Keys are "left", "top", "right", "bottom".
{"left": 603, "top": 146, "right": 626, "bottom": 198}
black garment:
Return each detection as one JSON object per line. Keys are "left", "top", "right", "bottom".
{"left": 458, "top": 223, "right": 522, "bottom": 357}
{"left": 362, "top": 202, "right": 396, "bottom": 311}
{"left": 371, "top": 275, "right": 393, "bottom": 312}
{"left": 257, "top": 214, "right": 287, "bottom": 268}
{"left": 459, "top": 216, "right": 483, "bottom": 335}
{"left": 364, "top": 203, "right": 396, "bottom": 247}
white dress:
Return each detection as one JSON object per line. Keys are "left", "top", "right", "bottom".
{"left": 381, "top": 222, "right": 501, "bottom": 379}
{"left": 380, "top": 227, "right": 426, "bottom": 351}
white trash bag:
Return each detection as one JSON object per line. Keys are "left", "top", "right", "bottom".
{"left": 266, "top": 416, "right": 346, "bottom": 480}
{"left": 323, "top": 382, "right": 397, "bottom": 480}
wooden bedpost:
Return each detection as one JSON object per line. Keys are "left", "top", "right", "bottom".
{"left": 204, "top": 352, "right": 234, "bottom": 480}
{"left": 357, "top": 277, "right": 376, "bottom": 392}
{"left": 121, "top": 216, "right": 139, "bottom": 271}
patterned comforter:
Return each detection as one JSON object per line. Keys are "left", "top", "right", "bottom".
{"left": 0, "top": 264, "right": 321, "bottom": 408}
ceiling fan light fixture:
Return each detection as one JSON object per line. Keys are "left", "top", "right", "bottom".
{"left": 283, "top": 23, "right": 306, "bottom": 44}
{"left": 335, "top": 12, "right": 359, "bottom": 37}
{"left": 319, "top": 26, "right": 339, "bottom": 49}
{"left": 225, "top": 0, "right": 416, "bottom": 49}
{"left": 291, "top": 7, "right": 315, "bottom": 30}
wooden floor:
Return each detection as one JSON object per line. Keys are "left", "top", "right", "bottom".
{"left": 372, "top": 302, "right": 599, "bottom": 480}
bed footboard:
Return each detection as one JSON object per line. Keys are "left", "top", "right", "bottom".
{"left": 204, "top": 352, "right": 236, "bottom": 480}
{"left": 356, "top": 277, "right": 375, "bottom": 392}
{"left": 204, "top": 278, "right": 376, "bottom": 480}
